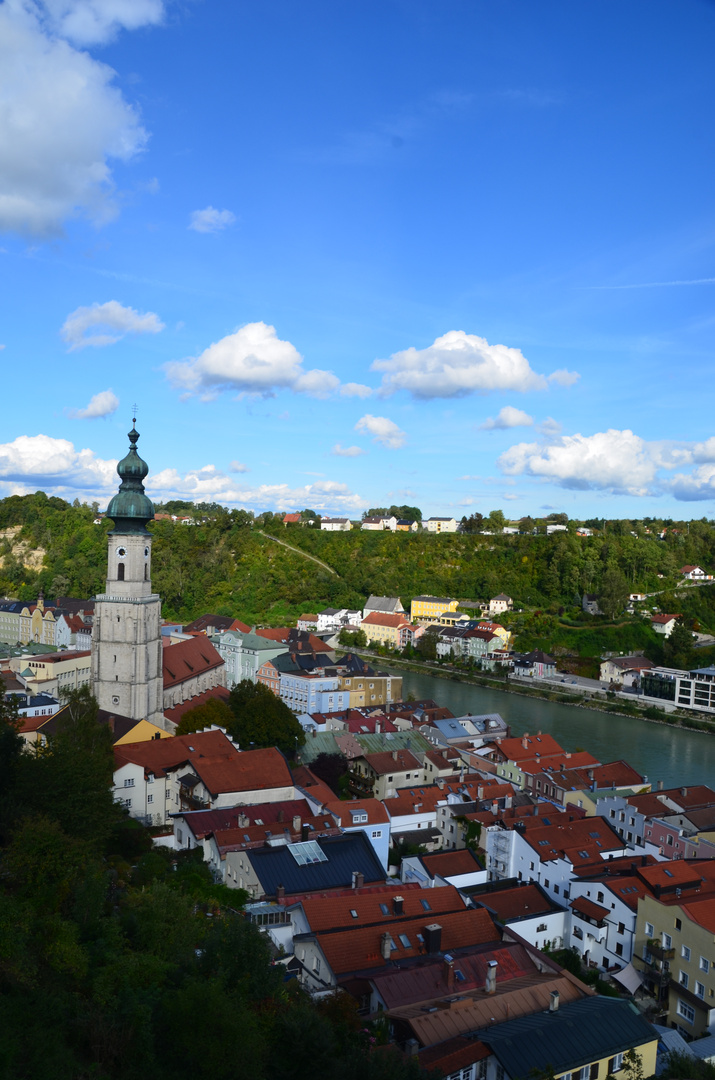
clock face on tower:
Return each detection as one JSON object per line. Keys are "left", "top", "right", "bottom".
{"left": 116, "top": 546, "right": 127, "bottom": 558}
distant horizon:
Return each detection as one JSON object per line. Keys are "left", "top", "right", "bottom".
{"left": 1, "top": 2, "right": 714, "bottom": 518}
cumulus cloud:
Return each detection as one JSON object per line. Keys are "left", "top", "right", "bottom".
{"left": 146, "top": 467, "right": 364, "bottom": 512}
{"left": 69, "top": 388, "right": 119, "bottom": 419}
{"left": 669, "top": 465, "right": 715, "bottom": 502}
{"left": 229, "top": 460, "right": 249, "bottom": 473}
{"left": 354, "top": 414, "right": 407, "bottom": 450}
{"left": 548, "top": 369, "right": 580, "bottom": 387}
{"left": 331, "top": 444, "right": 367, "bottom": 457}
{"left": 372, "top": 330, "right": 573, "bottom": 399}
{"left": 480, "top": 406, "right": 534, "bottom": 431}
{"left": 165, "top": 321, "right": 341, "bottom": 399}
{"left": 498, "top": 429, "right": 659, "bottom": 496}
{"left": 39, "top": 0, "right": 164, "bottom": 45}
{"left": 0, "top": 2, "right": 150, "bottom": 236}
{"left": 340, "top": 382, "right": 373, "bottom": 398}
{"left": 61, "top": 300, "right": 165, "bottom": 349}
{"left": 693, "top": 437, "right": 715, "bottom": 463}
{"left": 188, "top": 206, "right": 236, "bottom": 233}
{"left": 0, "top": 433, "right": 116, "bottom": 494}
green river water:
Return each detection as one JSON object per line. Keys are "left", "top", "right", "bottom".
{"left": 390, "top": 669, "right": 715, "bottom": 790}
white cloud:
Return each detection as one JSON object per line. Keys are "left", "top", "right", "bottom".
{"left": 669, "top": 465, "right": 715, "bottom": 502}
{"left": 188, "top": 206, "right": 237, "bottom": 233}
{"left": 38, "top": 0, "right": 163, "bottom": 45}
{"left": 69, "top": 388, "right": 119, "bottom": 419}
{"left": 354, "top": 414, "right": 407, "bottom": 450}
{"left": 0, "top": 433, "right": 116, "bottom": 493}
{"left": 61, "top": 300, "right": 164, "bottom": 349}
{"left": 693, "top": 438, "right": 715, "bottom": 463}
{"left": 480, "top": 406, "right": 534, "bottom": 431}
{"left": 372, "top": 330, "right": 570, "bottom": 399}
{"left": 340, "top": 382, "right": 373, "bottom": 398}
{"left": 331, "top": 444, "right": 367, "bottom": 457}
{"left": 229, "top": 460, "right": 249, "bottom": 473}
{"left": 165, "top": 321, "right": 340, "bottom": 399}
{"left": 0, "top": 2, "right": 149, "bottom": 236}
{"left": 548, "top": 369, "right": 580, "bottom": 387}
{"left": 146, "top": 467, "right": 364, "bottom": 512}
{"left": 538, "top": 417, "right": 562, "bottom": 436}
{"left": 498, "top": 429, "right": 659, "bottom": 496}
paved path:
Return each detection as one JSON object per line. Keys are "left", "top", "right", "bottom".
{"left": 256, "top": 530, "right": 339, "bottom": 576}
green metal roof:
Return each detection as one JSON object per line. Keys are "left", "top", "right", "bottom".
{"left": 105, "top": 424, "right": 154, "bottom": 534}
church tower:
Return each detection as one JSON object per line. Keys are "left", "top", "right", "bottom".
{"left": 91, "top": 421, "right": 165, "bottom": 728}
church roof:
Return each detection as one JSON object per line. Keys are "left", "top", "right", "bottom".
{"left": 162, "top": 637, "right": 224, "bottom": 689}
{"left": 105, "top": 423, "right": 155, "bottom": 534}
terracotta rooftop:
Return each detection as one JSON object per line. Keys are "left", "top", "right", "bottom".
{"left": 162, "top": 636, "right": 224, "bottom": 688}
{"left": 294, "top": 883, "right": 466, "bottom": 933}
{"left": 180, "top": 799, "right": 315, "bottom": 840}
{"left": 363, "top": 748, "right": 422, "bottom": 775}
{"left": 477, "top": 883, "right": 559, "bottom": 922}
{"left": 570, "top": 896, "right": 610, "bottom": 923}
{"left": 362, "top": 612, "right": 411, "bottom": 629}
{"left": 420, "top": 849, "right": 483, "bottom": 878}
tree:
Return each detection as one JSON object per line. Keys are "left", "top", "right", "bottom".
{"left": 388, "top": 504, "right": 422, "bottom": 522}
{"left": 487, "top": 509, "right": 507, "bottom": 533}
{"left": 227, "top": 680, "right": 306, "bottom": 755}
{"left": 665, "top": 618, "right": 695, "bottom": 670}
{"left": 416, "top": 627, "right": 439, "bottom": 661}
{"left": 176, "top": 697, "right": 235, "bottom": 736}
{"left": 598, "top": 567, "right": 629, "bottom": 619}
{"left": 460, "top": 512, "right": 484, "bottom": 534}
{"left": 338, "top": 627, "right": 367, "bottom": 647}
{"left": 310, "top": 753, "right": 348, "bottom": 794}
{"left": 363, "top": 507, "right": 388, "bottom": 519}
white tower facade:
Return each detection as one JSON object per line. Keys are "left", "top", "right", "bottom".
{"left": 91, "top": 423, "right": 165, "bottom": 728}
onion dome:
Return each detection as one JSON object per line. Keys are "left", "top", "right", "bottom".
{"left": 106, "top": 423, "right": 155, "bottom": 534}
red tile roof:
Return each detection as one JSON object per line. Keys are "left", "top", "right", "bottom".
{"left": 570, "top": 896, "right": 610, "bottom": 923}
{"left": 114, "top": 729, "right": 238, "bottom": 778}
{"left": 363, "top": 748, "right": 422, "bottom": 776}
{"left": 162, "top": 636, "right": 224, "bottom": 688}
{"left": 420, "top": 850, "right": 483, "bottom": 878}
{"left": 316, "top": 907, "right": 498, "bottom": 975}
{"left": 362, "top": 612, "right": 410, "bottom": 629}
{"left": 490, "top": 734, "right": 565, "bottom": 761}
{"left": 295, "top": 883, "right": 466, "bottom": 932}
{"left": 477, "top": 883, "right": 557, "bottom": 922}
{"left": 180, "top": 799, "right": 315, "bottom": 839}
{"left": 323, "top": 799, "right": 391, "bottom": 826}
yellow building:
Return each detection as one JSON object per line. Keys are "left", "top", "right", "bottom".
{"left": 360, "top": 612, "right": 409, "bottom": 648}
{"left": 337, "top": 671, "right": 402, "bottom": 707}
{"left": 10, "top": 649, "right": 92, "bottom": 698}
{"left": 410, "top": 595, "right": 459, "bottom": 622}
{"left": 19, "top": 595, "right": 57, "bottom": 646}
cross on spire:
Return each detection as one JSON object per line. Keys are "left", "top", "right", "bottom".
{"left": 131, "top": 403, "right": 139, "bottom": 425}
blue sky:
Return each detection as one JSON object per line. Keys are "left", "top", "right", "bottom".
{"left": 1, "top": 0, "right": 714, "bottom": 519}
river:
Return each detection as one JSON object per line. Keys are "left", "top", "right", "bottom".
{"left": 390, "top": 668, "right": 715, "bottom": 790}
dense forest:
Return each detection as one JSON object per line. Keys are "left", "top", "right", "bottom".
{"left": 2, "top": 493, "right": 715, "bottom": 660}
{"left": 0, "top": 690, "right": 426, "bottom": 1080}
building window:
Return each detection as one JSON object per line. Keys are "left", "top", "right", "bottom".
{"left": 117, "top": 563, "right": 125, "bottom": 581}
{"left": 645, "top": 922, "right": 654, "bottom": 938}
{"left": 123, "top": 778, "right": 135, "bottom": 788}
{"left": 371, "top": 830, "right": 381, "bottom": 838}
{"left": 608, "top": 1054, "right": 623, "bottom": 1073}
{"left": 123, "top": 798, "right": 131, "bottom": 808}
{"left": 677, "top": 1000, "right": 695, "bottom": 1024}
{"left": 700, "top": 957, "right": 710, "bottom": 973}
{"left": 147, "top": 795, "right": 153, "bottom": 804}
{"left": 682, "top": 946, "right": 691, "bottom": 960}
{"left": 674, "top": 917, "right": 682, "bottom": 930}
{"left": 663, "top": 933, "right": 672, "bottom": 949}
{"left": 696, "top": 982, "right": 705, "bottom": 998}
{"left": 165, "top": 790, "right": 171, "bottom": 799}
{"left": 679, "top": 971, "right": 689, "bottom": 989}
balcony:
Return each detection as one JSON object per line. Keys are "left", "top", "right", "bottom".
{"left": 347, "top": 772, "right": 375, "bottom": 798}
{"left": 639, "top": 958, "right": 672, "bottom": 987}
{"left": 648, "top": 942, "right": 675, "bottom": 962}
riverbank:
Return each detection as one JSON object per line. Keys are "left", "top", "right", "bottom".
{"left": 341, "top": 647, "right": 715, "bottom": 736}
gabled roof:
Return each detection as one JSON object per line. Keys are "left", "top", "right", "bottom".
{"left": 475, "top": 997, "right": 657, "bottom": 1078}
{"left": 420, "top": 849, "right": 483, "bottom": 878}
{"left": 293, "top": 883, "right": 465, "bottom": 933}
{"left": 314, "top": 907, "right": 497, "bottom": 976}
{"left": 183, "top": 614, "right": 251, "bottom": 634}
{"left": 246, "top": 830, "right": 386, "bottom": 898}
{"left": 162, "top": 636, "right": 224, "bottom": 688}
{"left": 476, "top": 882, "right": 560, "bottom": 922}
{"left": 362, "top": 612, "right": 410, "bottom": 629}
{"left": 364, "top": 596, "right": 404, "bottom": 613}
{"left": 362, "top": 748, "right": 422, "bottom": 776}
{"left": 570, "top": 896, "right": 610, "bottom": 923}
{"left": 114, "top": 728, "right": 238, "bottom": 777}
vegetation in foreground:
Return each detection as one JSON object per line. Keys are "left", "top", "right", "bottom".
{"left": 0, "top": 689, "right": 425, "bottom": 1080}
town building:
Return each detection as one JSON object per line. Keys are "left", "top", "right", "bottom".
{"left": 410, "top": 595, "right": 459, "bottom": 622}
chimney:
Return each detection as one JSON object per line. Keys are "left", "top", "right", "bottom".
{"left": 405, "top": 1038, "right": 419, "bottom": 1058}
{"left": 505, "top": 795, "right": 513, "bottom": 809}
{"left": 276, "top": 884, "right": 285, "bottom": 901}
{"left": 393, "top": 895, "right": 404, "bottom": 916}
{"left": 238, "top": 812, "right": 249, "bottom": 828}
{"left": 491, "top": 802, "right": 499, "bottom": 816}
{"left": 380, "top": 933, "right": 392, "bottom": 960}
{"left": 657, "top": 779, "right": 663, "bottom": 791}
{"left": 522, "top": 736, "right": 529, "bottom": 750}
{"left": 587, "top": 769, "right": 594, "bottom": 780}
{"left": 312, "top": 728, "right": 317, "bottom": 738}
{"left": 301, "top": 823, "right": 310, "bottom": 842}
{"left": 478, "top": 786, "right": 484, "bottom": 799}
{"left": 292, "top": 815, "right": 301, "bottom": 832}
{"left": 278, "top": 809, "right": 285, "bottom": 822}
{"left": 353, "top": 871, "right": 364, "bottom": 889}
{"left": 549, "top": 990, "right": 560, "bottom": 1013}
{"left": 392, "top": 750, "right": 398, "bottom": 761}
{"left": 681, "top": 787, "right": 688, "bottom": 798}
{"left": 423, "top": 923, "right": 443, "bottom": 954}
{"left": 375, "top": 718, "right": 380, "bottom": 734}
{"left": 485, "top": 960, "right": 498, "bottom": 994}
{"left": 443, "top": 954, "right": 455, "bottom": 991}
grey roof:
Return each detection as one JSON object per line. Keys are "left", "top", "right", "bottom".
{"left": 246, "top": 831, "right": 386, "bottom": 897}
{"left": 298, "top": 729, "right": 432, "bottom": 764}
{"left": 476, "top": 997, "right": 658, "bottom": 1077}
{"left": 413, "top": 595, "right": 455, "bottom": 604}
{"left": 364, "top": 596, "right": 404, "bottom": 613}
{"left": 431, "top": 718, "right": 471, "bottom": 740}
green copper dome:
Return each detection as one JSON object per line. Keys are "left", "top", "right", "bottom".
{"left": 106, "top": 424, "right": 155, "bottom": 534}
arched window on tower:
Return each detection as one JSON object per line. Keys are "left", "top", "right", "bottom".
{"left": 117, "top": 563, "right": 125, "bottom": 581}
{"left": 144, "top": 564, "right": 148, "bottom": 581}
